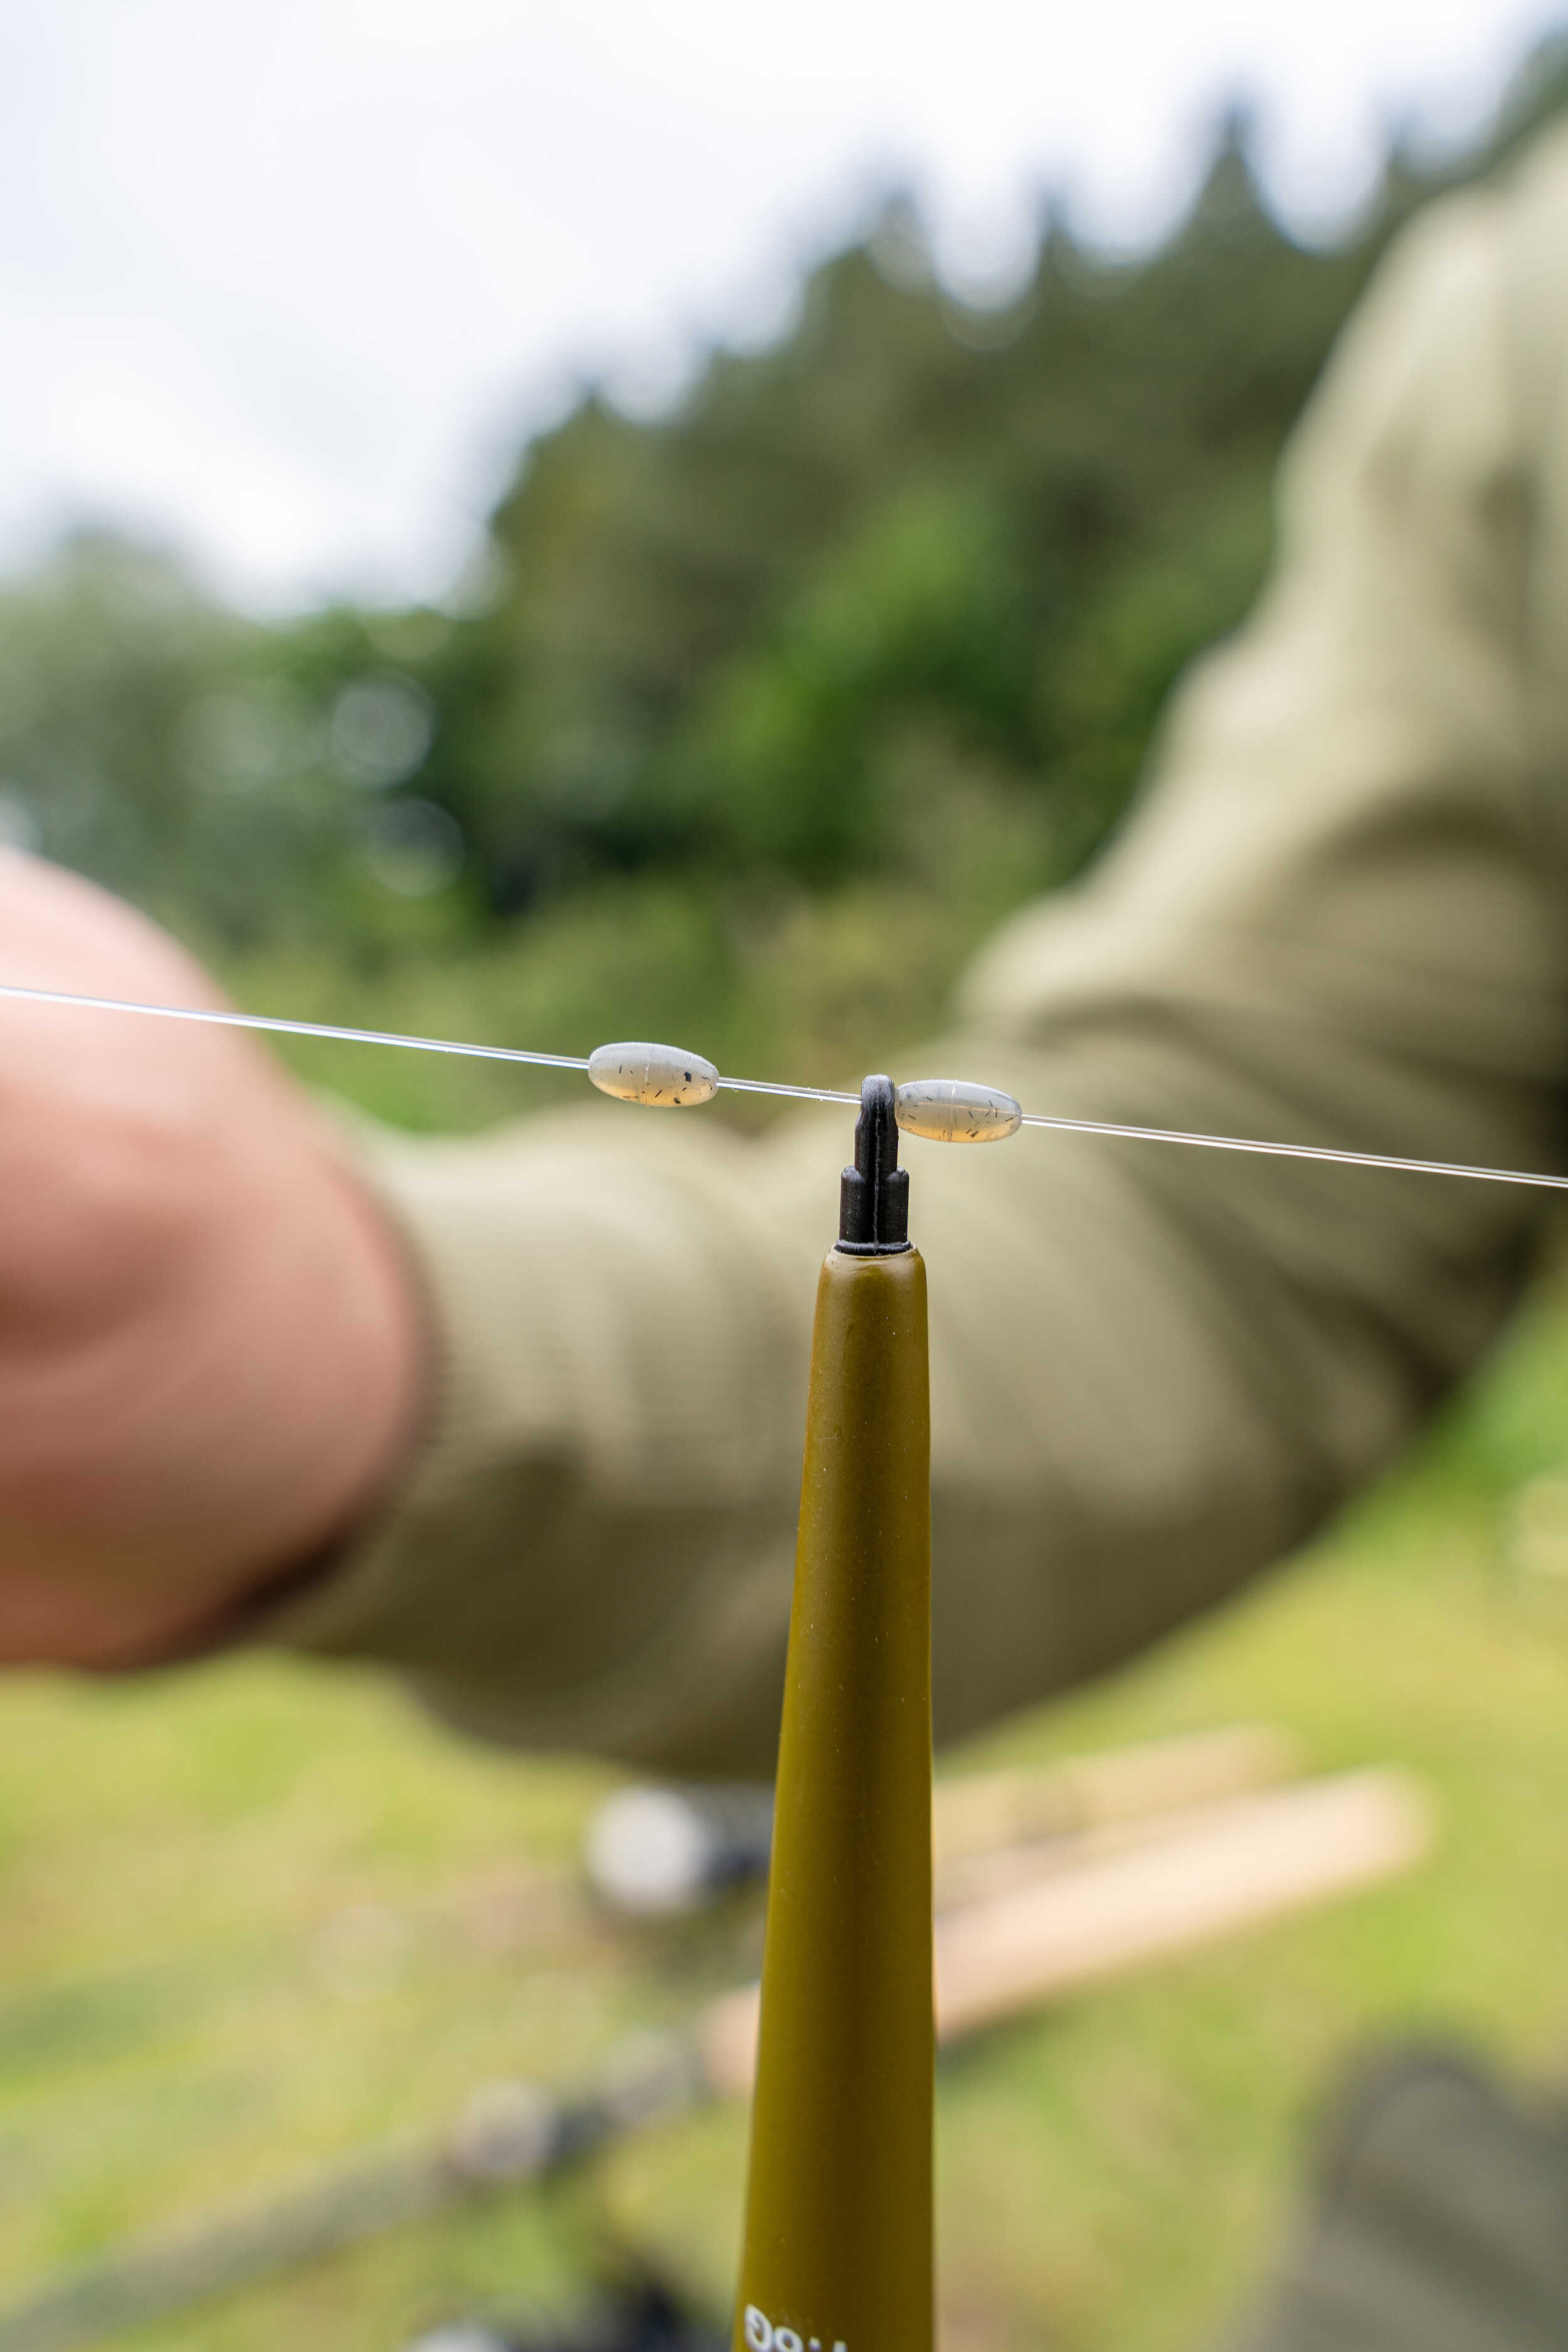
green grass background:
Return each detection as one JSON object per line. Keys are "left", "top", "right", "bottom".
{"left": 3, "top": 1238, "right": 1568, "bottom": 2352}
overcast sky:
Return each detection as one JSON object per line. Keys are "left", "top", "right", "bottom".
{"left": 3, "top": 0, "right": 1562, "bottom": 613}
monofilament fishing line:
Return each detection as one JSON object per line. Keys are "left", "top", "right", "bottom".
{"left": 3, "top": 977, "right": 1568, "bottom": 1193}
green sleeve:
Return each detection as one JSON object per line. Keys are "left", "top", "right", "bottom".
{"left": 268, "top": 131, "right": 1568, "bottom": 1772}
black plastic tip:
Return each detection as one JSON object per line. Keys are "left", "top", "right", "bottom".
{"left": 836, "top": 1074, "right": 911, "bottom": 1254}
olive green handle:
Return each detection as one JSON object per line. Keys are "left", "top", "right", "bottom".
{"left": 733, "top": 1243, "right": 933, "bottom": 2352}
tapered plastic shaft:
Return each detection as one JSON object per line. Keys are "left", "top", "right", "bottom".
{"left": 733, "top": 1077, "right": 933, "bottom": 2352}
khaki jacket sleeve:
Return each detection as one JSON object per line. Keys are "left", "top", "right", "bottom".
{"left": 270, "top": 131, "right": 1568, "bottom": 1774}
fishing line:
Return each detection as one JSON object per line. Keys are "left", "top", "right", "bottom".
{"left": 1015, "top": 1110, "right": 1568, "bottom": 1192}
{"left": 3, "top": 977, "right": 1568, "bottom": 1192}
{"left": 0, "top": 982, "right": 595, "bottom": 1076}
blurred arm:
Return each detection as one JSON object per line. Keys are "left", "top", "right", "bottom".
{"left": 272, "top": 134, "right": 1568, "bottom": 1771}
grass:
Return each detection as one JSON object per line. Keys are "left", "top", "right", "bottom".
{"left": 5, "top": 1213, "right": 1568, "bottom": 2350}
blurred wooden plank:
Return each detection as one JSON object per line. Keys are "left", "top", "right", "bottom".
{"left": 700, "top": 1770, "right": 1432, "bottom": 2095}
{"left": 933, "top": 1722, "right": 1297, "bottom": 1868}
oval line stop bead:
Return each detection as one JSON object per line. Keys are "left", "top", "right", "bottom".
{"left": 894, "top": 1077, "right": 1022, "bottom": 1143}
{"left": 588, "top": 1040, "right": 719, "bottom": 1108}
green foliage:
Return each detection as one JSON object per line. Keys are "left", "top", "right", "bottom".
{"left": 667, "top": 483, "right": 1030, "bottom": 879}
{"left": 0, "top": 534, "right": 473, "bottom": 957}
{"left": 424, "top": 132, "right": 1348, "bottom": 913}
{"left": 5, "top": 42, "right": 1568, "bottom": 1069}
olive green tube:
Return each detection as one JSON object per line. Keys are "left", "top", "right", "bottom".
{"left": 733, "top": 1237, "right": 933, "bottom": 2352}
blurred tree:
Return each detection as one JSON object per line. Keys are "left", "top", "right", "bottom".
{"left": 6, "top": 34, "right": 1567, "bottom": 1054}
{"left": 0, "top": 536, "right": 475, "bottom": 961}
{"left": 413, "top": 110, "right": 1430, "bottom": 914}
